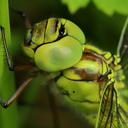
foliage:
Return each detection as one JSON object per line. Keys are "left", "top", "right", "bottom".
{"left": 61, "top": 0, "right": 128, "bottom": 15}
{"left": 61, "top": 0, "right": 90, "bottom": 14}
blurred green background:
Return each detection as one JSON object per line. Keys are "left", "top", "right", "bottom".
{"left": 0, "top": 0, "right": 127, "bottom": 128}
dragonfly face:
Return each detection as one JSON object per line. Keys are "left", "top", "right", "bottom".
{"left": 22, "top": 18, "right": 85, "bottom": 72}
{"left": 0, "top": 11, "right": 128, "bottom": 128}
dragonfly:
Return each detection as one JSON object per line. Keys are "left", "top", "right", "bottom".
{"left": 0, "top": 9, "right": 128, "bottom": 128}
{"left": 56, "top": 17, "right": 128, "bottom": 128}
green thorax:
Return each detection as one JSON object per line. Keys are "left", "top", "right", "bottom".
{"left": 56, "top": 44, "right": 125, "bottom": 125}
{"left": 62, "top": 44, "right": 122, "bottom": 82}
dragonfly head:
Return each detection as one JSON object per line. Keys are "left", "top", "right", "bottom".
{"left": 22, "top": 18, "right": 85, "bottom": 72}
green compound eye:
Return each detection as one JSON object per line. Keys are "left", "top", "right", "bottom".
{"left": 22, "top": 18, "right": 85, "bottom": 72}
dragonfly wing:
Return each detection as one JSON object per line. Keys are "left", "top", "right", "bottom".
{"left": 118, "top": 105, "right": 128, "bottom": 128}
{"left": 95, "top": 81, "right": 128, "bottom": 128}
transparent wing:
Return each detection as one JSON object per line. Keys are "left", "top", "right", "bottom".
{"left": 117, "top": 17, "right": 128, "bottom": 68}
{"left": 95, "top": 82, "right": 128, "bottom": 128}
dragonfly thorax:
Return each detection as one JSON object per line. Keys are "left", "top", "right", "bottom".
{"left": 62, "top": 44, "right": 112, "bottom": 82}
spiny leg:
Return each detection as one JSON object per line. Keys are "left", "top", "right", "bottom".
{"left": 0, "top": 77, "right": 33, "bottom": 108}
{"left": 1, "top": 10, "right": 39, "bottom": 106}
{"left": 0, "top": 25, "right": 36, "bottom": 72}
{"left": 0, "top": 26, "right": 14, "bottom": 71}
{"left": 0, "top": 9, "right": 34, "bottom": 108}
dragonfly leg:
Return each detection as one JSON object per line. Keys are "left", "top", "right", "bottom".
{"left": 0, "top": 26, "right": 14, "bottom": 71}
{"left": 0, "top": 77, "right": 33, "bottom": 108}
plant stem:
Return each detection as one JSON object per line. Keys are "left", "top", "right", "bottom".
{"left": 0, "top": 0, "right": 19, "bottom": 128}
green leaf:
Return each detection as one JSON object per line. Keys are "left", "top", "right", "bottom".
{"left": 93, "top": 0, "right": 128, "bottom": 15}
{"left": 61, "top": 0, "right": 90, "bottom": 14}
{"left": 0, "top": 0, "right": 19, "bottom": 128}
{"left": 61, "top": 0, "right": 128, "bottom": 15}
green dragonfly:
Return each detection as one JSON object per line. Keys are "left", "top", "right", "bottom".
{"left": 56, "top": 18, "right": 128, "bottom": 128}
{"left": 0, "top": 9, "right": 128, "bottom": 127}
